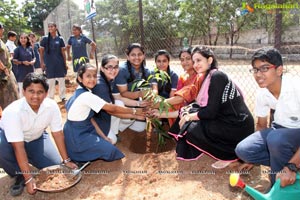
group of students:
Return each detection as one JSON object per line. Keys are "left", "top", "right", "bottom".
{"left": 0, "top": 21, "right": 299, "bottom": 197}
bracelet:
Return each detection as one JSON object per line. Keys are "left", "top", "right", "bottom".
{"left": 132, "top": 107, "right": 137, "bottom": 115}
{"left": 136, "top": 101, "right": 140, "bottom": 107}
{"left": 25, "top": 177, "right": 33, "bottom": 185}
{"left": 182, "top": 111, "right": 188, "bottom": 117}
{"left": 63, "top": 157, "right": 71, "bottom": 164}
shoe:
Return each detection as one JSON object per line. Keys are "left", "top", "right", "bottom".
{"left": 9, "top": 175, "right": 25, "bottom": 196}
{"left": 211, "top": 160, "right": 234, "bottom": 169}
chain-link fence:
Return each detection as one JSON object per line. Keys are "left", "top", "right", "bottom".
{"left": 43, "top": 0, "right": 300, "bottom": 114}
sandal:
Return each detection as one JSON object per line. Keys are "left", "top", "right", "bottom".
{"left": 211, "top": 160, "right": 233, "bottom": 169}
{"left": 9, "top": 175, "right": 25, "bottom": 196}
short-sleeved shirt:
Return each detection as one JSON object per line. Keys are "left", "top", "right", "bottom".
{"left": 0, "top": 97, "right": 63, "bottom": 142}
{"left": 113, "top": 62, "right": 152, "bottom": 94}
{"left": 68, "top": 35, "right": 92, "bottom": 60}
{"left": 67, "top": 87, "right": 106, "bottom": 121}
{"left": 5, "top": 40, "right": 16, "bottom": 54}
{"left": 13, "top": 46, "right": 35, "bottom": 82}
{"left": 152, "top": 68, "right": 178, "bottom": 98}
{"left": 255, "top": 75, "right": 300, "bottom": 128}
{"left": 40, "top": 36, "right": 66, "bottom": 78}
{"left": 68, "top": 35, "right": 92, "bottom": 72}
{"left": 92, "top": 75, "right": 114, "bottom": 135}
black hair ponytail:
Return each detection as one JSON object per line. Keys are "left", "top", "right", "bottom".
{"left": 100, "top": 71, "right": 115, "bottom": 104}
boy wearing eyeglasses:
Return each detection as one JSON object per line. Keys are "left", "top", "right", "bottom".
{"left": 235, "top": 47, "right": 300, "bottom": 189}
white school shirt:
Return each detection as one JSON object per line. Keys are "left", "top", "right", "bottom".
{"left": 255, "top": 75, "right": 300, "bottom": 128}
{"left": 5, "top": 40, "right": 17, "bottom": 54}
{"left": 0, "top": 97, "right": 63, "bottom": 142}
{"left": 67, "top": 88, "right": 107, "bottom": 121}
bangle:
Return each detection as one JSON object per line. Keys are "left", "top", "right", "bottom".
{"left": 25, "top": 177, "right": 33, "bottom": 185}
{"left": 63, "top": 157, "right": 71, "bottom": 164}
{"left": 132, "top": 107, "right": 137, "bottom": 115}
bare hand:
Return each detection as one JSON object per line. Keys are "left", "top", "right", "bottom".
{"left": 276, "top": 166, "right": 297, "bottom": 187}
{"left": 23, "top": 61, "right": 30, "bottom": 66}
{"left": 148, "top": 109, "right": 160, "bottom": 118}
{"left": 65, "top": 161, "right": 78, "bottom": 169}
{"left": 179, "top": 115, "right": 190, "bottom": 129}
{"left": 139, "top": 100, "right": 151, "bottom": 108}
{"left": 135, "top": 107, "right": 145, "bottom": 115}
{"left": 26, "top": 178, "right": 37, "bottom": 195}
{"left": 41, "top": 63, "right": 46, "bottom": 71}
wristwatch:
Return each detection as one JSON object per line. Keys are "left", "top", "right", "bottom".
{"left": 285, "top": 163, "right": 298, "bottom": 172}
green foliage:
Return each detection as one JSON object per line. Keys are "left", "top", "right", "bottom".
{"left": 0, "top": 0, "right": 30, "bottom": 36}
{"left": 22, "top": 0, "right": 62, "bottom": 34}
{"left": 131, "top": 69, "right": 172, "bottom": 148}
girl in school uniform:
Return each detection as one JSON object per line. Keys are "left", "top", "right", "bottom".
{"left": 64, "top": 63, "right": 144, "bottom": 162}
{"left": 40, "top": 22, "right": 67, "bottom": 101}
{"left": 152, "top": 50, "right": 178, "bottom": 99}
{"left": 113, "top": 43, "right": 152, "bottom": 132}
{"left": 13, "top": 33, "right": 35, "bottom": 97}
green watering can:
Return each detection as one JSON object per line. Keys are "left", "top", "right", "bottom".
{"left": 229, "top": 173, "right": 300, "bottom": 200}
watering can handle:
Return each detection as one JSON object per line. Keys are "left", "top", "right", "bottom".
{"left": 276, "top": 172, "right": 300, "bottom": 189}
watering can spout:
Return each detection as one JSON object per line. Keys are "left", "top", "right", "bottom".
{"left": 229, "top": 173, "right": 268, "bottom": 200}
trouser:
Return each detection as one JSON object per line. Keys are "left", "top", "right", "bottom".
{"left": 34, "top": 68, "right": 43, "bottom": 74}
{"left": 114, "top": 100, "right": 146, "bottom": 133}
{"left": 235, "top": 123, "right": 300, "bottom": 184}
{"left": 0, "top": 129, "right": 61, "bottom": 177}
{"left": 17, "top": 82, "right": 23, "bottom": 98}
{"left": 47, "top": 77, "right": 66, "bottom": 100}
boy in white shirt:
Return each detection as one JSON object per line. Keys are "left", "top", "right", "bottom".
{"left": 0, "top": 72, "right": 77, "bottom": 196}
{"left": 235, "top": 47, "right": 300, "bottom": 188}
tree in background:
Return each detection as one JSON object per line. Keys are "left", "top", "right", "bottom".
{"left": 22, "top": 0, "right": 62, "bottom": 35}
{"left": 0, "top": 0, "right": 29, "bottom": 37}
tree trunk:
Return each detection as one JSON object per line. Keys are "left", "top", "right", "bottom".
{"left": 274, "top": 0, "right": 283, "bottom": 50}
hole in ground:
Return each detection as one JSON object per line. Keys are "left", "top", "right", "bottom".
{"left": 129, "top": 130, "right": 176, "bottom": 154}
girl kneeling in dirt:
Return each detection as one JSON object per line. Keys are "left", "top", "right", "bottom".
{"left": 113, "top": 43, "right": 152, "bottom": 132}
{"left": 63, "top": 64, "right": 145, "bottom": 162}
{"left": 93, "top": 55, "right": 149, "bottom": 144}
{"left": 168, "top": 46, "right": 254, "bottom": 169}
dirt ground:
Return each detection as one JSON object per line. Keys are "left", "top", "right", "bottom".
{"left": 0, "top": 64, "right": 272, "bottom": 200}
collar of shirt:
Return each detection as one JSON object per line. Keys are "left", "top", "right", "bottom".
{"left": 20, "top": 97, "right": 52, "bottom": 115}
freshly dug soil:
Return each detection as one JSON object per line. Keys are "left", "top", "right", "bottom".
{"left": 36, "top": 168, "right": 78, "bottom": 191}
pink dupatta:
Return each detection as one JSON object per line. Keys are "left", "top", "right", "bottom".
{"left": 196, "top": 69, "right": 217, "bottom": 107}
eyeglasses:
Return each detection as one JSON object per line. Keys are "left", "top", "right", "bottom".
{"left": 249, "top": 65, "right": 276, "bottom": 74}
{"left": 103, "top": 65, "right": 119, "bottom": 71}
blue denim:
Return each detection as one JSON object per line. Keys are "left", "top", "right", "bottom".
{"left": 0, "top": 129, "right": 61, "bottom": 177}
{"left": 235, "top": 123, "right": 300, "bottom": 184}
